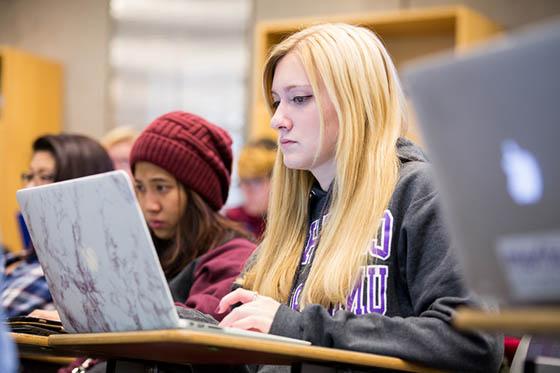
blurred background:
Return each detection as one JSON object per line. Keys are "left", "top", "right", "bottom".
{"left": 0, "top": 0, "right": 559, "bottom": 251}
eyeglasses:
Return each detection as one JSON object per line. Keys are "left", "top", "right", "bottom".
{"left": 21, "top": 172, "right": 55, "bottom": 185}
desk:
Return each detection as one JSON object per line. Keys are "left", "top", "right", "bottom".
{"left": 453, "top": 307, "right": 560, "bottom": 335}
{"left": 454, "top": 308, "right": 560, "bottom": 373}
{"left": 11, "top": 333, "right": 76, "bottom": 370}
{"left": 42, "top": 329, "right": 442, "bottom": 372}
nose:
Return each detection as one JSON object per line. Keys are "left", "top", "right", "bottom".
{"left": 142, "top": 191, "right": 161, "bottom": 215}
{"left": 270, "top": 104, "right": 292, "bottom": 131}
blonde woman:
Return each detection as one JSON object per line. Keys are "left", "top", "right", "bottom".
{"left": 101, "top": 126, "right": 138, "bottom": 178}
{"left": 218, "top": 23, "right": 502, "bottom": 371}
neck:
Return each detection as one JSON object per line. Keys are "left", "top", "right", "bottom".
{"left": 311, "top": 158, "right": 336, "bottom": 191}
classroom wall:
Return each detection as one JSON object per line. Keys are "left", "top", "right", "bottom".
{"left": 408, "top": 0, "right": 560, "bottom": 29}
{"left": 254, "top": 0, "right": 560, "bottom": 29}
{"left": 0, "top": 0, "right": 111, "bottom": 139}
{"left": 1, "top": 0, "right": 559, "bottom": 138}
{"left": 254, "top": 0, "right": 399, "bottom": 20}
{"left": 0, "top": 1, "right": 16, "bottom": 45}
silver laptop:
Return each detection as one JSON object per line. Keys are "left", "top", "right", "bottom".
{"left": 404, "top": 21, "right": 560, "bottom": 305}
{"left": 16, "top": 170, "right": 309, "bottom": 344}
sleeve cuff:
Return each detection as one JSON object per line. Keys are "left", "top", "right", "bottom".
{"left": 269, "top": 304, "right": 304, "bottom": 340}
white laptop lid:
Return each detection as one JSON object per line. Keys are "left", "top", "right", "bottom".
{"left": 16, "top": 170, "right": 181, "bottom": 332}
{"left": 404, "top": 22, "right": 560, "bottom": 304}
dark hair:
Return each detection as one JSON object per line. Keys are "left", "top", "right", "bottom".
{"left": 153, "top": 188, "right": 251, "bottom": 279}
{"left": 23, "top": 134, "right": 114, "bottom": 257}
{"left": 33, "top": 134, "right": 114, "bottom": 181}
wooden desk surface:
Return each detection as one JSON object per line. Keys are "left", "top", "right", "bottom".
{"left": 49, "top": 329, "right": 442, "bottom": 372}
{"left": 11, "top": 332, "right": 50, "bottom": 347}
{"left": 11, "top": 333, "right": 76, "bottom": 364}
{"left": 453, "top": 307, "right": 560, "bottom": 334}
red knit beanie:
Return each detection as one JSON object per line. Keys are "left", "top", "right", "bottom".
{"left": 130, "top": 111, "right": 232, "bottom": 211}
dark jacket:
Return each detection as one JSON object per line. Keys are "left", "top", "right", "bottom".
{"left": 257, "top": 139, "right": 503, "bottom": 372}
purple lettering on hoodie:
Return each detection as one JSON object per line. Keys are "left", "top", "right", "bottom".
{"left": 369, "top": 210, "right": 393, "bottom": 261}
{"left": 289, "top": 283, "right": 304, "bottom": 310}
{"left": 301, "top": 215, "right": 328, "bottom": 265}
{"left": 347, "top": 265, "right": 389, "bottom": 315}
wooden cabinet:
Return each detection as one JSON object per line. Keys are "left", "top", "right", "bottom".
{"left": 249, "top": 5, "right": 501, "bottom": 140}
{"left": 0, "top": 47, "right": 62, "bottom": 252}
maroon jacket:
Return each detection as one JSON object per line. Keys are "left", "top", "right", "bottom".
{"left": 225, "top": 206, "right": 266, "bottom": 242}
{"left": 172, "top": 237, "right": 256, "bottom": 321}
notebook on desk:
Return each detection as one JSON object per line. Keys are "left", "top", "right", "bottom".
{"left": 404, "top": 21, "right": 560, "bottom": 305}
{"left": 16, "top": 171, "right": 310, "bottom": 345}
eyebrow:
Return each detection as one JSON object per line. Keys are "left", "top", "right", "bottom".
{"left": 29, "top": 167, "right": 55, "bottom": 174}
{"left": 135, "top": 177, "right": 173, "bottom": 184}
{"left": 271, "top": 84, "right": 312, "bottom": 95}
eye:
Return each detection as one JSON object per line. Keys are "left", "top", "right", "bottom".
{"left": 292, "top": 95, "right": 312, "bottom": 104}
{"left": 21, "top": 172, "right": 33, "bottom": 183}
{"left": 155, "top": 184, "right": 170, "bottom": 193}
{"left": 134, "top": 183, "right": 145, "bottom": 193}
{"left": 40, "top": 174, "right": 55, "bottom": 182}
{"left": 271, "top": 100, "right": 280, "bottom": 110}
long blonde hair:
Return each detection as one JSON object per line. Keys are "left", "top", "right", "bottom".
{"left": 244, "top": 24, "right": 406, "bottom": 309}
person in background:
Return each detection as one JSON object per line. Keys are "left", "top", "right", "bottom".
{"left": 218, "top": 23, "right": 503, "bottom": 372}
{"left": 225, "top": 139, "right": 277, "bottom": 241}
{"left": 1, "top": 243, "right": 18, "bottom": 373}
{"left": 101, "top": 126, "right": 138, "bottom": 179}
{"left": 130, "top": 111, "right": 256, "bottom": 319}
{"left": 1, "top": 134, "right": 114, "bottom": 317}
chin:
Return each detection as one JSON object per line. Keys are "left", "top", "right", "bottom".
{"left": 153, "top": 230, "right": 173, "bottom": 240}
{"left": 282, "top": 157, "right": 312, "bottom": 171}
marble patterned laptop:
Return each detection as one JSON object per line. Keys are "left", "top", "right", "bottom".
{"left": 16, "top": 171, "right": 310, "bottom": 345}
{"left": 17, "top": 171, "right": 180, "bottom": 333}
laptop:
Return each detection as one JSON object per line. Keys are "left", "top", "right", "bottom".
{"left": 403, "top": 21, "right": 560, "bottom": 305}
{"left": 16, "top": 170, "right": 310, "bottom": 345}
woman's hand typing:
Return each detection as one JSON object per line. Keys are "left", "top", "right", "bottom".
{"left": 217, "top": 288, "right": 281, "bottom": 333}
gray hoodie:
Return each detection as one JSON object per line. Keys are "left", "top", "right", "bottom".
{"left": 265, "top": 138, "right": 503, "bottom": 372}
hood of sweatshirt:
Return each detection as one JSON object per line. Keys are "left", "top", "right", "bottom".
{"left": 397, "top": 137, "right": 428, "bottom": 164}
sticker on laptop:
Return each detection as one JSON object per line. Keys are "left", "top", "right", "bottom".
{"left": 496, "top": 232, "right": 560, "bottom": 302}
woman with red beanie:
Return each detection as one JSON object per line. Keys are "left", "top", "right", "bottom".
{"left": 58, "top": 111, "right": 253, "bottom": 373}
{"left": 129, "top": 111, "right": 256, "bottom": 321}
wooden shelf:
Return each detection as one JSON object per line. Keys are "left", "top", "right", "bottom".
{"left": 249, "top": 6, "right": 502, "bottom": 141}
{"left": 0, "top": 47, "right": 62, "bottom": 252}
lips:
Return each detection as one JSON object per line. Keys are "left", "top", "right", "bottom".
{"left": 279, "top": 138, "right": 297, "bottom": 149}
{"left": 148, "top": 220, "right": 165, "bottom": 229}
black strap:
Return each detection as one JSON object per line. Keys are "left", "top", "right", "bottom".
{"left": 168, "top": 258, "right": 199, "bottom": 303}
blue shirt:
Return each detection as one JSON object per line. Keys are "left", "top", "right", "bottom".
{"left": 1, "top": 248, "right": 19, "bottom": 372}
{"left": 2, "top": 251, "right": 54, "bottom": 318}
